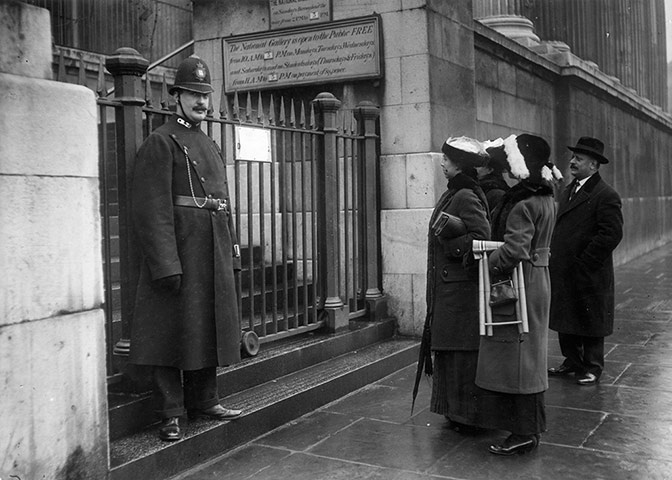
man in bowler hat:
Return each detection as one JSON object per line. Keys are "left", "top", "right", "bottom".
{"left": 548, "top": 137, "right": 623, "bottom": 385}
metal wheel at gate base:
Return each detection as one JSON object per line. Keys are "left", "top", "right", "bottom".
{"left": 241, "top": 330, "right": 260, "bottom": 357}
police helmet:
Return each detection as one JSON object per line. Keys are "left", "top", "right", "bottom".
{"left": 169, "top": 55, "right": 214, "bottom": 95}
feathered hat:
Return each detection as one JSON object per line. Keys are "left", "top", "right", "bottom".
{"left": 441, "top": 136, "right": 489, "bottom": 169}
{"left": 489, "top": 134, "right": 563, "bottom": 184}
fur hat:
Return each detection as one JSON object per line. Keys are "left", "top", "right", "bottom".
{"left": 498, "top": 134, "right": 563, "bottom": 184}
{"left": 567, "top": 136, "right": 609, "bottom": 164}
{"left": 482, "top": 138, "right": 508, "bottom": 173}
{"left": 441, "top": 136, "right": 489, "bottom": 169}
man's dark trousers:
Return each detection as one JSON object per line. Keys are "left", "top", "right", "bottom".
{"left": 558, "top": 332, "right": 604, "bottom": 377}
{"left": 153, "top": 366, "right": 219, "bottom": 418}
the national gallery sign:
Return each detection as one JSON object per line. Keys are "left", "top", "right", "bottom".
{"left": 222, "top": 15, "right": 382, "bottom": 92}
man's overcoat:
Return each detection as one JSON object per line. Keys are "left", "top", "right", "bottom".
{"left": 475, "top": 190, "right": 556, "bottom": 394}
{"left": 549, "top": 172, "right": 623, "bottom": 337}
{"left": 129, "top": 114, "right": 241, "bottom": 370}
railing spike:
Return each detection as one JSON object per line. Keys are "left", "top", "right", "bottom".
{"left": 310, "top": 101, "right": 316, "bottom": 130}
{"left": 300, "top": 101, "right": 306, "bottom": 129}
{"left": 220, "top": 86, "right": 229, "bottom": 119}
{"left": 257, "top": 91, "right": 264, "bottom": 125}
{"left": 269, "top": 94, "right": 276, "bottom": 126}
{"left": 96, "top": 58, "right": 106, "bottom": 97}
{"left": 77, "top": 52, "right": 86, "bottom": 86}
{"left": 246, "top": 91, "right": 252, "bottom": 123}
{"left": 290, "top": 98, "right": 296, "bottom": 127}
{"left": 160, "top": 73, "right": 170, "bottom": 110}
{"left": 144, "top": 75, "right": 153, "bottom": 108}
{"left": 233, "top": 91, "right": 240, "bottom": 121}
{"left": 57, "top": 49, "right": 66, "bottom": 82}
{"left": 279, "top": 96, "right": 286, "bottom": 126}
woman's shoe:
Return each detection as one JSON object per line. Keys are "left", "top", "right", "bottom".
{"left": 488, "top": 434, "right": 539, "bottom": 455}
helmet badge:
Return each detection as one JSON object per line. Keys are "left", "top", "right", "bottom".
{"left": 195, "top": 62, "right": 207, "bottom": 81}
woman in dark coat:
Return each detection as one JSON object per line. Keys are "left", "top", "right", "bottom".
{"left": 474, "top": 134, "right": 563, "bottom": 455}
{"left": 418, "top": 136, "right": 491, "bottom": 431}
{"left": 478, "top": 138, "right": 511, "bottom": 215}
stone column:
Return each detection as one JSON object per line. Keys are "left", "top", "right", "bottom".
{"left": 0, "top": 2, "right": 107, "bottom": 479}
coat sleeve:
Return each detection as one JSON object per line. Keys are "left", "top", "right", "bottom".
{"left": 577, "top": 187, "right": 623, "bottom": 270}
{"left": 488, "top": 200, "right": 535, "bottom": 275}
{"left": 439, "top": 189, "right": 491, "bottom": 258}
{"left": 132, "top": 133, "right": 183, "bottom": 280}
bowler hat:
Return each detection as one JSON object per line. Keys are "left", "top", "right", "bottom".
{"left": 567, "top": 136, "right": 609, "bottom": 164}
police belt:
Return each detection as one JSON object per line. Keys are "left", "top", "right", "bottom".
{"left": 173, "top": 195, "right": 229, "bottom": 212}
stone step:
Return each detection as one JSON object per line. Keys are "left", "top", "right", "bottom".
{"left": 109, "top": 333, "right": 419, "bottom": 480}
{"left": 108, "top": 319, "right": 398, "bottom": 440}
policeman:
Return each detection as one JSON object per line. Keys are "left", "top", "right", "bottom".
{"left": 129, "top": 55, "right": 243, "bottom": 441}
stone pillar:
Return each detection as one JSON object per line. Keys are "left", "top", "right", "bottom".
{"left": 313, "top": 92, "right": 349, "bottom": 332}
{"left": 0, "top": 2, "right": 107, "bottom": 479}
{"left": 380, "top": 0, "right": 479, "bottom": 336}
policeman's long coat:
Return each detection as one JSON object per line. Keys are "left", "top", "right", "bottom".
{"left": 549, "top": 172, "right": 623, "bottom": 337}
{"left": 427, "top": 174, "right": 490, "bottom": 352}
{"left": 476, "top": 190, "right": 556, "bottom": 394}
{"left": 129, "top": 114, "right": 241, "bottom": 370}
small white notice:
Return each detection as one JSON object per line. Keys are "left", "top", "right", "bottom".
{"left": 234, "top": 125, "right": 272, "bottom": 162}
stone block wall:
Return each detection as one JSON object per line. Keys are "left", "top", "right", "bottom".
{"left": 0, "top": 2, "right": 107, "bottom": 479}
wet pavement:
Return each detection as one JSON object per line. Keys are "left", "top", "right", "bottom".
{"left": 172, "top": 242, "right": 672, "bottom": 480}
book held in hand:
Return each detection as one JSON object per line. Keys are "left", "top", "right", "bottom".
{"left": 432, "top": 212, "right": 466, "bottom": 238}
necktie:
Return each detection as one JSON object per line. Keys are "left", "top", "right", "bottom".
{"left": 569, "top": 181, "right": 580, "bottom": 201}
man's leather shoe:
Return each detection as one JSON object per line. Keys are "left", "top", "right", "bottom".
{"left": 489, "top": 434, "right": 539, "bottom": 456}
{"left": 576, "top": 372, "right": 599, "bottom": 385}
{"left": 548, "top": 364, "right": 577, "bottom": 376}
{"left": 158, "top": 417, "right": 182, "bottom": 441}
{"left": 188, "top": 404, "right": 242, "bottom": 420}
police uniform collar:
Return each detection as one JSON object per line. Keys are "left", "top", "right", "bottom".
{"left": 176, "top": 115, "right": 195, "bottom": 129}
{"left": 176, "top": 116, "right": 192, "bottom": 129}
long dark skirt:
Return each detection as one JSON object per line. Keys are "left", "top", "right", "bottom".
{"left": 430, "top": 350, "right": 483, "bottom": 426}
{"left": 477, "top": 388, "right": 546, "bottom": 435}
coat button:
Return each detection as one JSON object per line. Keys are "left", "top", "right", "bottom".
{"left": 211, "top": 211, "right": 216, "bottom": 216}
{"left": 207, "top": 194, "right": 213, "bottom": 198}
{"left": 192, "top": 160, "right": 198, "bottom": 166}
{"left": 455, "top": 248, "right": 461, "bottom": 255}
{"left": 532, "top": 253, "right": 539, "bottom": 262}
{"left": 201, "top": 177, "right": 206, "bottom": 182}
{"left": 442, "top": 267, "right": 449, "bottom": 276}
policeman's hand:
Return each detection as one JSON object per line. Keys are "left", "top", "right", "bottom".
{"left": 153, "top": 274, "right": 182, "bottom": 294}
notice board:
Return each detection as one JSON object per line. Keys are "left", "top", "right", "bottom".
{"left": 223, "top": 15, "right": 382, "bottom": 93}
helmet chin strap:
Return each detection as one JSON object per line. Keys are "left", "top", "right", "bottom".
{"left": 174, "top": 91, "right": 201, "bottom": 126}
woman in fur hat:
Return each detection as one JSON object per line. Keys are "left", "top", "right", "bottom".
{"left": 413, "top": 136, "right": 491, "bottom": 432}
{"left": 479, "top": 138, "right": 511, "bottom": 215}
{"left": 474, "top": 134, "right": 563, "bottom": 455}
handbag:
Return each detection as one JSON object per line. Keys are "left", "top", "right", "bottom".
{"left": 489, "top": 278, "right": 518, "bottom": 307}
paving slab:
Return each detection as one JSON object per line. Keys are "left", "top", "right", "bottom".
{"left": 173, "top": 242, "right": 672, "bottom": 480}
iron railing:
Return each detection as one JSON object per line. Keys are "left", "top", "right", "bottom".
{"left": 77, "top": 48, "right": 385, "bottom": 378}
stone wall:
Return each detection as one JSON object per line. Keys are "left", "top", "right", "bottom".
{"left": 0, "top": 2, "right": 107, "bottom": 479}
{"left": 192, "top": 0, "right": 672, "bottom": 337}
